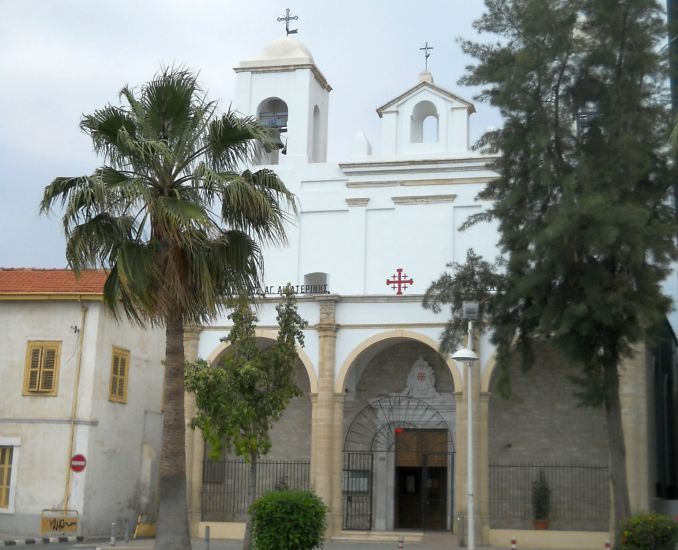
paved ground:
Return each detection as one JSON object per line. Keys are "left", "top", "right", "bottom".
{"left": 0, "top": 530, "right": 597, "bottom": 550}
{"left": 0, "top": 531, "right": 505, "bottom": 550}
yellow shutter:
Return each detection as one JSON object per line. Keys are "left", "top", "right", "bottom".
{"left": 110, "top": 355, "right": 120, "bottom": 397}
{"left": 24, "top": 342, "right": 60, "bottom": 396}
{"left": 117, "top": 355, "right": 127, "bottom": 398}
{"left": 39, "top": 346, "right": 58, "bottom": 392}
{"left": 110, "top": 348, "right": 130, "bottom": 404}
{"left": 0, "top": 446, "right": 13, "bottom": 509}
{"left": 27, "top": 346, "right": 42, "bottom": 392}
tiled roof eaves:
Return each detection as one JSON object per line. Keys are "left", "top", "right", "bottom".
{"left": 0, "top": 292, "right": 104, "bottom": 301}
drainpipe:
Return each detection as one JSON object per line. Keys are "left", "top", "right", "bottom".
{"left": 64, "top": 303, "right": 88, "bottom": 511}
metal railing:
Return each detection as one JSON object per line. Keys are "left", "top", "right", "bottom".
{"left": 489, "top": 463, "right": 609, "bottom": 531}
{"left": 202, "top": 457, "right": 310, "bottom": 522}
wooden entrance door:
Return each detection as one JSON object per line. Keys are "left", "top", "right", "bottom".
{"left": 395, "top": 429, "right": 448, "bottom": 529}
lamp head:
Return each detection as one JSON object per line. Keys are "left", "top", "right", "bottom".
{"left": 452, "top": 348, "right": 478, "bottom": 364}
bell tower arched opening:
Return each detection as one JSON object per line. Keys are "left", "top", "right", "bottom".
{"left": 410, "top": 100, "right": 439, "bottom": 143}
{"left": 257, "top": 97, "right": 289, "bottom": 165}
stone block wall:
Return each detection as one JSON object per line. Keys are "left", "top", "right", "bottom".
{"left": 488, "top": 340, "right": 609, "bottom": 531}
{"left": 266, "top": 360, "right": 313, "bottom": 460}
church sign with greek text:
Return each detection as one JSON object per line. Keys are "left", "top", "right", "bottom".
{"left": 263, "top": 284, "right": 330, "bottom": 296}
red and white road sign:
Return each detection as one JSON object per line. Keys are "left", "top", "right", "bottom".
{"left": 70, "top": 454, "right": 87, "bottom": 473}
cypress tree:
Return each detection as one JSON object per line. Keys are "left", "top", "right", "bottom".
{"left": 458, "top": 0, "right": 677, "bottom": 536}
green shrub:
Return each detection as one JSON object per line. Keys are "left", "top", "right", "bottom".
{"left": 249, "top": 490, "right": 327, "bottom": 550}
{"left": 621, "top": 513, "right": 678, "bottom": 550}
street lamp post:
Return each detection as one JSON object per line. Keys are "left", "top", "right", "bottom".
{"left": 452, "top": 302, "right": 479, "bottom": 550}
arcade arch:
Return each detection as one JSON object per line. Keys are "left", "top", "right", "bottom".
{"left": 339, "top": 332, "right": 458, "bottom": 531}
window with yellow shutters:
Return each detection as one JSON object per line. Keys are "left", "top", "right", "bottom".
{"left": 109, "top": 348, "right": 130, "bottom": 404}
{"left": 23, "top": 341, "right": 61, "bottom": 396}
{"left": 0, "top": 446, "right": 13, "bottom": 509}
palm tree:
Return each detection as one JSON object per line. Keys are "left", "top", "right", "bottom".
{"left": 40, "top": 68, "right": 295, "bottom": 549}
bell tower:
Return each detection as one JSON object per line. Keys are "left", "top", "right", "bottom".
{"left": 234, "top": 37, "right": 332, "bottom": 164}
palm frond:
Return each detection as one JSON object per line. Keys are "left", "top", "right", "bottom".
{"left": 206, "top": 111, "right": 270, "bottom": 171}
{"left": 219, "top": 169, "right": 296, "bottom": 245}
{"left": 65, "top": 213, "right": 134, "bottom": 270}
{"left": 42, "top": 68, "right": 297, "bottom": 327}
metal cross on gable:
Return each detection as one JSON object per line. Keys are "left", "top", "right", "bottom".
{"left": 277, "top": 8, "right": 299, "bottom": 36}
{"left": 420, "top": 41, "right": 434, "bottom": 70}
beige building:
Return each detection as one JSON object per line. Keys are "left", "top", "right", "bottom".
{"left": 0, "top": 269, "right": 165, "bottom": 537}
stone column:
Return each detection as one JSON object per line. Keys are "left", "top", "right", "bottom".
{"left": 331, "top": 393, "right": 345, "bottom": 535}
{"left": 183, "top": 325, "right": 203, "bottom": 536}
{"left": 454, "top": 389, "right": 467, "bottom": 537}
{"left": 313, "top": 297, "right": 338, "bottom": 533}
{"left": 454, "top": 363, "right": 483, "bottom": 544}
{"left": 310, "top": 394, "right": 319, "bottom": 488}
{"left": 619, "top": 347, "right": 650, "bottom": 512}
{"left": 478, "top": 391, "right": 491, "bottom": 544}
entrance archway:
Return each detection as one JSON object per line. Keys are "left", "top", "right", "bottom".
{"left": 339, "top": 337, "right": 457, "bottom": 532}
{"left": 343, "top": 396, "right": 455, "bottom": 531}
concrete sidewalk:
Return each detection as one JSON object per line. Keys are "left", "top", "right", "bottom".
{"left": 92, "top": 540, "right": 587, "bottom": 550}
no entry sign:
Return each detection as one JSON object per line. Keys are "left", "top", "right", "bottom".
{"left": 70, "top": 454, "right": 86, "bottom": 473}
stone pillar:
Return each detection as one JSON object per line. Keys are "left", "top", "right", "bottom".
{"left": 620, "top": 346, "right": 650, "bottom": 512}
{"left": 331, "top": 393, "right": 345, "bottom": 534}
{"left": 313, "top": 297, "right": 338, "bottom": 533}
{"left": 478, "top": 391, "right": 491, "bottom": 544}
{"left": 310, "top": 394, "right": 319, "bottom": 489}
{"left": 454, "top": 390, "right": 467, "bottom": 535}
{"left": 183, "top": 326, "right": 203, "bottom": 536}
{"left": 454, "top": 363, "right": 483, "bottom": 544}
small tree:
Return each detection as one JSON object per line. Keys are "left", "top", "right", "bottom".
{"left": 185, "top": 285, "right": 307, "bottom": 550}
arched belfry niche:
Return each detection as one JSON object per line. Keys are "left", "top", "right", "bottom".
{"left": 410, "top": 100, "right": 439, "bottom": 143}
{"left": 339, "top": 333, "right": 457, "bottom": 532}
{"left": 257, "top": 97, "right": 289, "bottom": 165}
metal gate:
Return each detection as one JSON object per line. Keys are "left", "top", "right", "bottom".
{"left": 343, "top": 451, "right": 373, "bottom": 530}
{"left": 342, "top": 396, "right": 455, "bottom": 531}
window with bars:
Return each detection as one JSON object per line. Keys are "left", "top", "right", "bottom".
{"left": 0, "top": 446, "right": 13, "bottom": 509}
{"left": 23, "top": 341, "right": 61, "bottom": 396}
{"left": 109, "top": 348, "right": 130, "bottom": 404}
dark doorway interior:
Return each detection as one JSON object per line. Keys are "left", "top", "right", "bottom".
{"left": 395, "top": 429, "right": 447, "bottom": 529}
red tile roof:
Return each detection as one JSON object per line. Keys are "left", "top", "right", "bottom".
{"left": 0, "top": 268, "right": 107, "bottom": 295}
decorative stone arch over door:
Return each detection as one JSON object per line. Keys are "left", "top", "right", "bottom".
{"left": 335, "top": 330, "right": 462, "bottom": 395}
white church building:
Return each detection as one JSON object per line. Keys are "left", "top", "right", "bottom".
{"left": 183, "top": 37, "right": 672, "bottom": 549}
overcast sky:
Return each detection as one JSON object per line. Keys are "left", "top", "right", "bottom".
{"left": 0, "top": 0, "right": 501, "bottom": 268}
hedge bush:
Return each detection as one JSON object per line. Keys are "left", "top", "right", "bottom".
{"left": 621, "top": 513, "right": 678, "bottom": 550}
{"left": 249, "top": 490, "right": 327, "bottom": 550}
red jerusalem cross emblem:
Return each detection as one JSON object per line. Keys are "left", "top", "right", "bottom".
{"left": 386, "top": 268, "right": 414, "bottom": 295}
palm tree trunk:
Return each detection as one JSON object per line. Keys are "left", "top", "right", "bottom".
{"left": 242, "top": 454, "right": 258, "bottom": 550}
{"left": 603, "top": 359, "right": 631, "bottom": 544}
{"left": 155, "top": 313, "right": 191, "bottom": 550}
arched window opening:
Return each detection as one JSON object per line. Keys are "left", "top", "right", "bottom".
{"left": 410, "top": 100, "right": 438, "bottom": 144}
{"left": 312, "top": 105, "right": 321, "bottom": 163}
{"left": 257, "top": 97, "right": 289, "bottom": 164}
{"left": 422, "top": 115, "right": 438, "bottom": 143}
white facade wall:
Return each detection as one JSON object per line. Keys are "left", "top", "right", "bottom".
{"left": 199, "top": 39, "right": 501, "bottom": 389}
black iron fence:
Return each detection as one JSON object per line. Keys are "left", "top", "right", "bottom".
{"left": 202, "top": 457, "right": 310, "bottom": 522}
{"left": 489, "top": 463, "right": 609, "bottom": 531}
